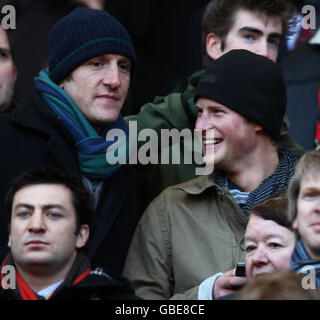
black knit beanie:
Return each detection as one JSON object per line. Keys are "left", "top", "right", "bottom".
{"left": 48, "top": 7, "right": 136, "bottom": 84}
{"left": 194, "top": 49, "right": 287, "bottom": 142}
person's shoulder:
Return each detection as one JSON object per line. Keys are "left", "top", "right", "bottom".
{"left": 166, "top": 174, "right": 217, "bottom": 196}
{"left": 0, "top": 105, "right": 25, "bottom": 132}
{"left": 77, "top": 267, "right": 140, "bottom": 300}
{"left": 149, "top": 174, "right": 218, "bottom": 214}
{"left": 74, "top": 267, "right": 129, "bottom": 290}
{"left": 88, "top": 267, "right": 128, "bottom": 284}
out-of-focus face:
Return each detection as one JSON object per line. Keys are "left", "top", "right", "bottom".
{"left": 78, "top": 0, "right": 105, "bottom": 10}
{"left": 195, "top": 97, "right": 260, "bottom": 168}
{"left": 0, "top": 26, "right": 17, "bottom": 112}
{"left": 8, "top": 184, "right": 89, "bottom": 275}
{"left": 294, "top": 173, "right": 320, "bottom": 260}
{"left": 60, "top": 53, "right": 131, "bottom": 131}
{"left": 245, "top": 214, "right": 296, "bottom": 279}
{"left": 207, "top": 9, "right": 282, "bottom": 63}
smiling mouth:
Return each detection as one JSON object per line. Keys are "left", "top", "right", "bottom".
{"left": 311, "top": 222, "right": 320, "bottom": 230}
{"left": 203, "top": 138, "right": 223, "bottom": 146}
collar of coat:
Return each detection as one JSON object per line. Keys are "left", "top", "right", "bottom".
{"left": 11, "top": 90, "right": 65, "bottom": 137}
{"left": 174, "top": 173, "right": 218, "bottom": 195}
{"left": 1, "top": 251, "right": 91, "bottom": 300}
{"left": 174, "top": 148, "right": 296, "bottom": 197}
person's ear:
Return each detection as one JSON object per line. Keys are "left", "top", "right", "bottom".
{"left": 206, "top": 33, "right": 224, "bottom": 60}
{"left": 59, "top": 80, "right": 65, "bottom": 89}
{"left": 76, "top": 224, "right": 89, "bottom": 249}
{"left": 253, "top": 123, "right": 263, "bottom": 132}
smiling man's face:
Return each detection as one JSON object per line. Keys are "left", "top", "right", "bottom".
{"left": 195, "top": 97, "right": 260, "bottom": 169}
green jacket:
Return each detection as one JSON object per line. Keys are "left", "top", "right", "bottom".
{"left": 123, "top": 174, "right": 248, "bottom": 300}
{"left": 125, "top": 70, "right": 304, "bottom": 211}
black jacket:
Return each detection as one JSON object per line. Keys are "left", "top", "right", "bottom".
{"left": 0, "top": 91, "right": 140, "bottom": 273}
{"left": 281, "top": 43, "right": 320, "bottom": 150}
{"left": 52, "top": 268, "right": 141, "bottom": 300}
{"left": 0, "top": 266, "right": 140, "bottom": 300}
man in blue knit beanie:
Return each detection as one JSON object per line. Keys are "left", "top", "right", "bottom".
{"left": 0, "top": 7, "right": 139, "bottom": 274}
{"left": 49, "top": 7, "right": 136, "bottom": 127}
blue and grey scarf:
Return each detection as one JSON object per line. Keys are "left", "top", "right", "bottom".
{"left": 291, "top": 239, "right": 320, "bottom": 290}
{"left": 35, "top": 69, "right": 128, "bottom": 179}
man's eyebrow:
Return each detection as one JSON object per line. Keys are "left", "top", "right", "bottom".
{"left": 14, "top": 203, "right": 33, "bottom": 210}
{"left": 118, "top": 56, "right": 131, "bottom": 65}
{"left": 301, "top": 186, "right": 320, "bottom": 194}
{"left": 238, "top": 26, "right": 282, "bottom": 39}
{"left": 0, "top": 47, "right": 11, "bottom": 55}
{"left": 239, "top": 26, "right": 263, "bottom": 36}
{"left": 42, "top": 204, "right": 65, "bottom": 210}
{"left": 13, "top": 203, "right": 65, "bottom": 211}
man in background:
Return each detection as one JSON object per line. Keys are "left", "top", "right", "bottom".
{"left": 0, "top": 25, "right": 16, "bottom": 113}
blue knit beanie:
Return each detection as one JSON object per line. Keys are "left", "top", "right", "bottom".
{"left": 48, "top": 7, "right": 136, "bottom": 84}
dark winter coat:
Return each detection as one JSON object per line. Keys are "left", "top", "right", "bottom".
{"left": 0, "top": 91, "right": 140, "bottom": 273}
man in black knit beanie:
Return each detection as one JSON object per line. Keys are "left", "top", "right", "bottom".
{"left": 124, "top": 49, "right": 298, "bottom": 300}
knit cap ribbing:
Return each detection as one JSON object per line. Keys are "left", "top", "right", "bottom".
{"left": 48, "top": 7, "right": 136, "bottom": 83}
{"left": 195, "top": 49, "right": 286, "bottom": 141}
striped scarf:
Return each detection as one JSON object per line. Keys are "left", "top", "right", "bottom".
{"left": 291, "top": 240, "right": 320, "bottom": 290}
{"left": 215, "top": 148, "right": 297, "bottom": 214}
{"left": 34, "top": 69, "right": 129, "bottom": 179}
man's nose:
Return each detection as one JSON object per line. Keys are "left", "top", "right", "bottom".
{"left": 102, "top": 65, "right": 121, "bottom": 89}
{"left": 28, "top": 212, "right": 45, "bottom": 232}
{"left": 195, "top": 111, "right": 213, "bottom": 131}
